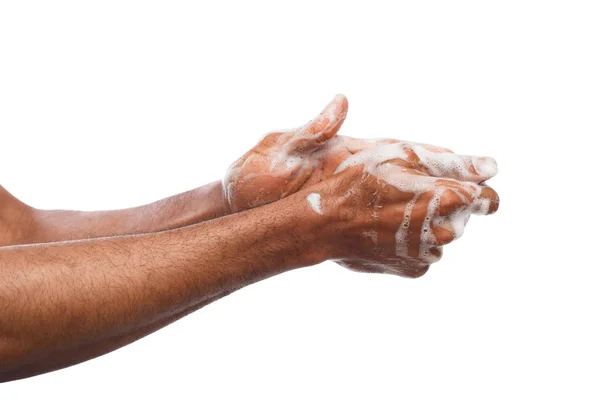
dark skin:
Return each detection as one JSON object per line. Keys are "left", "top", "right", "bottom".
{"left": 0, "top": 182, "right": 232, "bottom": 381}
{"left": 0, "top": 187, "right": 35, "bottom": 247}
{"left": 0, "top": 95, "right": 499, "bottom": 382}
{"left": 0, "top": 182, "right": 229, "bottom": 247}
{"left": 0, "top": 192, "right": 326, "bottom": 380}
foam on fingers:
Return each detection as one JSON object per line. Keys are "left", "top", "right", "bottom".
{"left": 334, "top": 141, "right": 499, "bottom": 264}
{"left": 410, "top": 143, "right": 498, "bottom": 182}
{"left": 294, "top": 94, "right": 348, "bottom": 150}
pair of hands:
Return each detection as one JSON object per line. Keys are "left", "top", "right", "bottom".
{"left": 223, "top": 95, "right": 499, "bottom": 278}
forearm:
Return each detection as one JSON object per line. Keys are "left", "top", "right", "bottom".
{"left": 27, "top": 181, "right": 230, "bottom": 244}
{"left": 0, "top": 294, "right": 223, "bottom": 382}
{"left": 0, "top": 182, "right": 233, "bottom": 380}
{"left": 1, "top": 181, "right": 229, "bottom": 247}
{"left": 0, "top": 194, "right": 325, "bottom": 380}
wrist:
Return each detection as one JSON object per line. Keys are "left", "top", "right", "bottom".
{"left": 154, "top": 181, "right": 231, "bottom": 230}
{"left": 274, "top": 191, "right": 336, "bottom": 267}
{"left": 194, "top": 181, "right": 231, "bottom": 221}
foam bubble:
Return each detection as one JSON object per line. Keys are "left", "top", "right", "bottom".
{"left": 306, "top": 192, "right": 323, "bottom": 215}
{"left": 336, "top": 142, "right": 496, "bottom": 263}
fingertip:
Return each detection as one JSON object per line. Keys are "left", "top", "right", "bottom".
{"left": 477, "top": 186, "right": 500, "bottom": 215}
{"left": 323, "top": 94, "right": 349, "bottom": 133}
{"left": 416, "top": 147, "right": 497, "bottom": 183}
{"left": 307, "top": 94, "right": 348, "bottom": 135}
{"left": 487, "top": 188, "right": 500, "bottom": 214}
{"left": 334, "top": 93, "right": 349, "bottom": 117}
{"left": 471, "top": 156, "right": 498, "bottom": 181}
{"left": 292, "top": 94, "right": 349, "bottom": 151}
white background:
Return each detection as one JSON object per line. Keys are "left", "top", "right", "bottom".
{"left": 1, "top": 1, "right": 599, "bottom": 398}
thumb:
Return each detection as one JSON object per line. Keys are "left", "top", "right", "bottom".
{"left": 291, "top": 94, "right": 349, "bottom": 152}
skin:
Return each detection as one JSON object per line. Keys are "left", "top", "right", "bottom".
{"left": 224, "top": 95, "right": 498, "bottom": 274}
{"left": 0, "top": 182, "right": 229, "bottom": 247}
{"left": 0, "top": 94, "right": 499, "bottom": 382}
{"left": 224, "top": 95, "right": 496, "bottom": 212}
{"left": 0, "top": 194, "right": 327, "bottom": 381}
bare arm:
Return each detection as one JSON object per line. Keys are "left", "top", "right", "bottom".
{"left": 0, "top": 96, "right": 347, "bottom": 247}
{"left": 0, "top": 181, "right": 229, "bottom": 247}
{"left": 0, "top": 156, "right": 499, "bottom": 382}
{"left": 0, "top": 96, "right": 351, "bottom": 380}
{"left": 0, "top": 94, "right": 500, "bottom": 381}
{"left": 0, "top": 193, "right": 325, "bottom": 381}
{"left": 0, "top": 183, "right": 236, "bottom": 380}
{"left": 0, "top": 95, "right": 351, "bottom": 248}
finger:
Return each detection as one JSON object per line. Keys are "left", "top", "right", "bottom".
{"left": 432, "top": 225, "right": 455, "bottom": 245}
{"left": 399, "top": 265, "right": 430, "bottom": 278}
{"left": 379, "top": 158, "right": 430, "bottom": 177}
{"left": 422, "top": 143, "right": 454, "bottom": 153}
{"left": 437, "top": 180, "right": 499, "bottom": 215}
{"left": 428, "top": 184, "right": 497, "bottom": 246}
{"left": 337, "top": 260, "right": 382, "bottom": 274}
{"left": 433, "top": 211, "right": 470, "bottom": 241}
{"left": 378, "top": 261, "right": 431, "bottom": 278}
{"left": 427, "top": 247, "right": 443, "bottom": 262}
{"left": 337, "top": 259, "right": 429, "bottom": 278}
{"left": 421, "top": 189, "right": 462, "bottom": 246}
{"left": 405, "top": 142, "right": 498, "bottom": 183}
{"left": 432, "top": 188, "right": 471, "bottom": 241}
{"left": 303, "top": 94, "right": 348, "bottom": 137}
{"left": 437, "top": 187, "right": 470, "bottom": 216}
{"left": 290, "top": 94, "right": 349, "bottom": 152}
{"left": 471, "top": 185, "right": 500, "bottom": 215}
{"left": 340, "top": 136, "right": 400, "bottom": 154}
{"left": 432, "top": 153, "right": 498, "bottom": 183}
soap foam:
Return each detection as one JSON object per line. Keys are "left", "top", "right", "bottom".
{"left": 335, "top": 142, "right": 496, "bottom": 264}
{"left": 306, "top": 192, "right": 323, "bottom": 215}
{"left": 225, "top": 134, "right": 496, "bottom": 266}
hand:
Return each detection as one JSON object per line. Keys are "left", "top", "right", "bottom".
{"left": 223, "top": 94, "right": 351, "bottom": 212}
{"left": 223, "top": 94, "right": 401, "bottom": 212}
{"left": 304, "top": 141, "right": 500, "bottom": 278}
{"left": 223, "top": 94, "right": 498, "bottom": 213}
